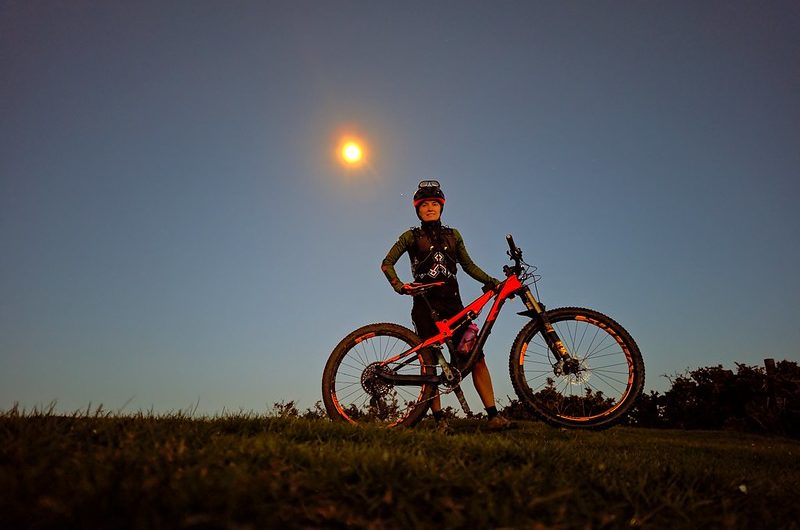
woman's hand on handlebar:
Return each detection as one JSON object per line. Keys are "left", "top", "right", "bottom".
{"left": 482, "top": 277, "right": 502, "bottom": 293}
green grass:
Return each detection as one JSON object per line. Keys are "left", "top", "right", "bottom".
{"left": 2, "top": 408, "right": 799, "bottom": 529}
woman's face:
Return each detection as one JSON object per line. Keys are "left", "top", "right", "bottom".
{"left": 418, "top": 200, "right": 442, "bottom": 222}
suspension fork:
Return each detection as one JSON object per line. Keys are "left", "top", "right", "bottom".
{"left": 518, "top": 286, "right": 571, "bottom": 362}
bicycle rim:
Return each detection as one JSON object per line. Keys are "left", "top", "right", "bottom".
{"left": 511, "top": 307, "right": 644, "bottom": 428}
{"left": 324, "top": 323, "right": 435, "bottom": 427}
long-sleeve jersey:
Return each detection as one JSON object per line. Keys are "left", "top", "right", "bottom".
{"left": 381, "top": 225, "right": 498, "bottom": 296}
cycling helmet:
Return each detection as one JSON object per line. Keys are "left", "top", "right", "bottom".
{"left": 413, "top": 179, "right": 445, "bottom": 209}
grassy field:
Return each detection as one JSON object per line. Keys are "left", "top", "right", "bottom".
{"left": 2, "top": 408, "right": 799, "bottom": 529}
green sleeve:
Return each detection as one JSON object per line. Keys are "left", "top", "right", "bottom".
{"left": 381, "top": 230, "right": 415, "bottom": 293}
{"left": 453, "top": 229, "right": 500, "bottom": 286}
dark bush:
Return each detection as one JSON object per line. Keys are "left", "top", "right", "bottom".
{"left": 622, "top": 359, "right": 800, "bottom": 436}
{"left": 502, "top": 360, "right": 799, "bottom": 436}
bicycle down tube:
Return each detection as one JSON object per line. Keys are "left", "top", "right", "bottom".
{"left": 375, "top": 273, "right": 566, "bottom": 387}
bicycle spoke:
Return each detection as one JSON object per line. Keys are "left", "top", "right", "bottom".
{"left": 325, "top": 325, "right": 435, "bottom": 427}
{"left": 515, "top": 311, "right": 640, "bottom": 424}
{"left": 354, "top": 342, "right": 370, "bottom": 368}
{"left": 582, "top": 336, "right": 615, "bottom": 361}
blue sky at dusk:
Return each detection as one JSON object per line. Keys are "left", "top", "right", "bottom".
{"left": 2, "top": 1, "right": 798, "bottom": 414}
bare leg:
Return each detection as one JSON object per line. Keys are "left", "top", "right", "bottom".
{"left": 471, "top": 357, "right": 496, "bottom": 409}
{"left": 431, "top": 388, "right": 441, "bottom": 412}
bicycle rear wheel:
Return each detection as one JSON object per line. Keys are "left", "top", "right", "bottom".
{"left": 509, "top": 307, "right": 645, "bottom": 429}
{"left": 322, "top": 323, "right": 437, "bottom": 428}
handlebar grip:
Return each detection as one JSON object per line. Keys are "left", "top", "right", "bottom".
{"left": 506, "top": 234, "right": 519, "bottom": 255}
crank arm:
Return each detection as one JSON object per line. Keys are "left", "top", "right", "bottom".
{"left": 452, "top": 385, "right": 471, "bottom": 416}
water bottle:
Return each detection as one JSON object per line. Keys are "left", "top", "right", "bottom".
{"left": 457, "top": 323, "right": 479, "bottom": 355}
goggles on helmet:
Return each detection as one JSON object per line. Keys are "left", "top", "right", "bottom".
{"left": 413, "top": 179, "right": 445, "bottom": 208}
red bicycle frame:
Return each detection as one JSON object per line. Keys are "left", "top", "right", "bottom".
{"left": 375, "top": 234, "right": 573, "bottom": 389}
{"left": 378, "top": 274, "right": 526, "bottom": 376}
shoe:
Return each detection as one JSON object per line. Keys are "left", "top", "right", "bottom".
{"left": 486, "top": 415, "right": 515, "bottom": 431}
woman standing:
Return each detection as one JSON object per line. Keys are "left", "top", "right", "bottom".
{"left": 381, "top": 180, "right": 512, "bottom": 431}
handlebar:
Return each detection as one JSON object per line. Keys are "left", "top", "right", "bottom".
{"left": 504, "top": 234, "right": 524, "bottom": 278}
{"left": 402, "top": 281, "right": 446, "bottom": 296}
{"left": 506, "top": 234, "right": 522, "bottom": 260}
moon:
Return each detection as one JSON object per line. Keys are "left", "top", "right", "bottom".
{"left": 342, "top": 142, "right": 362, "bottom": 164}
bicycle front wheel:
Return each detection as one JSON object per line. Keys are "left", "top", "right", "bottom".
{"left": 322, "top": 323, "right": 437, "bottom": 428}
{"left": 509, "top": 307, "right": 645, "bottom": 429}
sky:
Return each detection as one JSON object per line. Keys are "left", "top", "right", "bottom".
{"left": 2, "top": 1, "right": 798, "bottom": 415}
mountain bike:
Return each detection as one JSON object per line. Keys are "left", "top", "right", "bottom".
{"left": 322, "top": 235, "right": 645, "bottom": 429}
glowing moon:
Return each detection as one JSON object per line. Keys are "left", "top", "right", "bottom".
{"left": 342, "top": 142, "right": 362, "bottom": 164}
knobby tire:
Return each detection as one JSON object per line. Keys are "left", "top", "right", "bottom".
{"left": 322, "top": 323, "right": 436, "bottom": 428}
{"left": 509, "top": 307, "right": 645, "bottom": 429}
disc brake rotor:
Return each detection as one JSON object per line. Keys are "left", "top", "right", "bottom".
{"left": 555, "top": 358, "right": 591, "bottom": 385}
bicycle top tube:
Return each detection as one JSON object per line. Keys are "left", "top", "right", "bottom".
{"left": 379, "top": 274, "right": 525, "bottom": 367}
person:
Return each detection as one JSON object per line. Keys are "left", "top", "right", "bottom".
{"left": 381, "top": 180, "right": 513, "bottom": 432}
